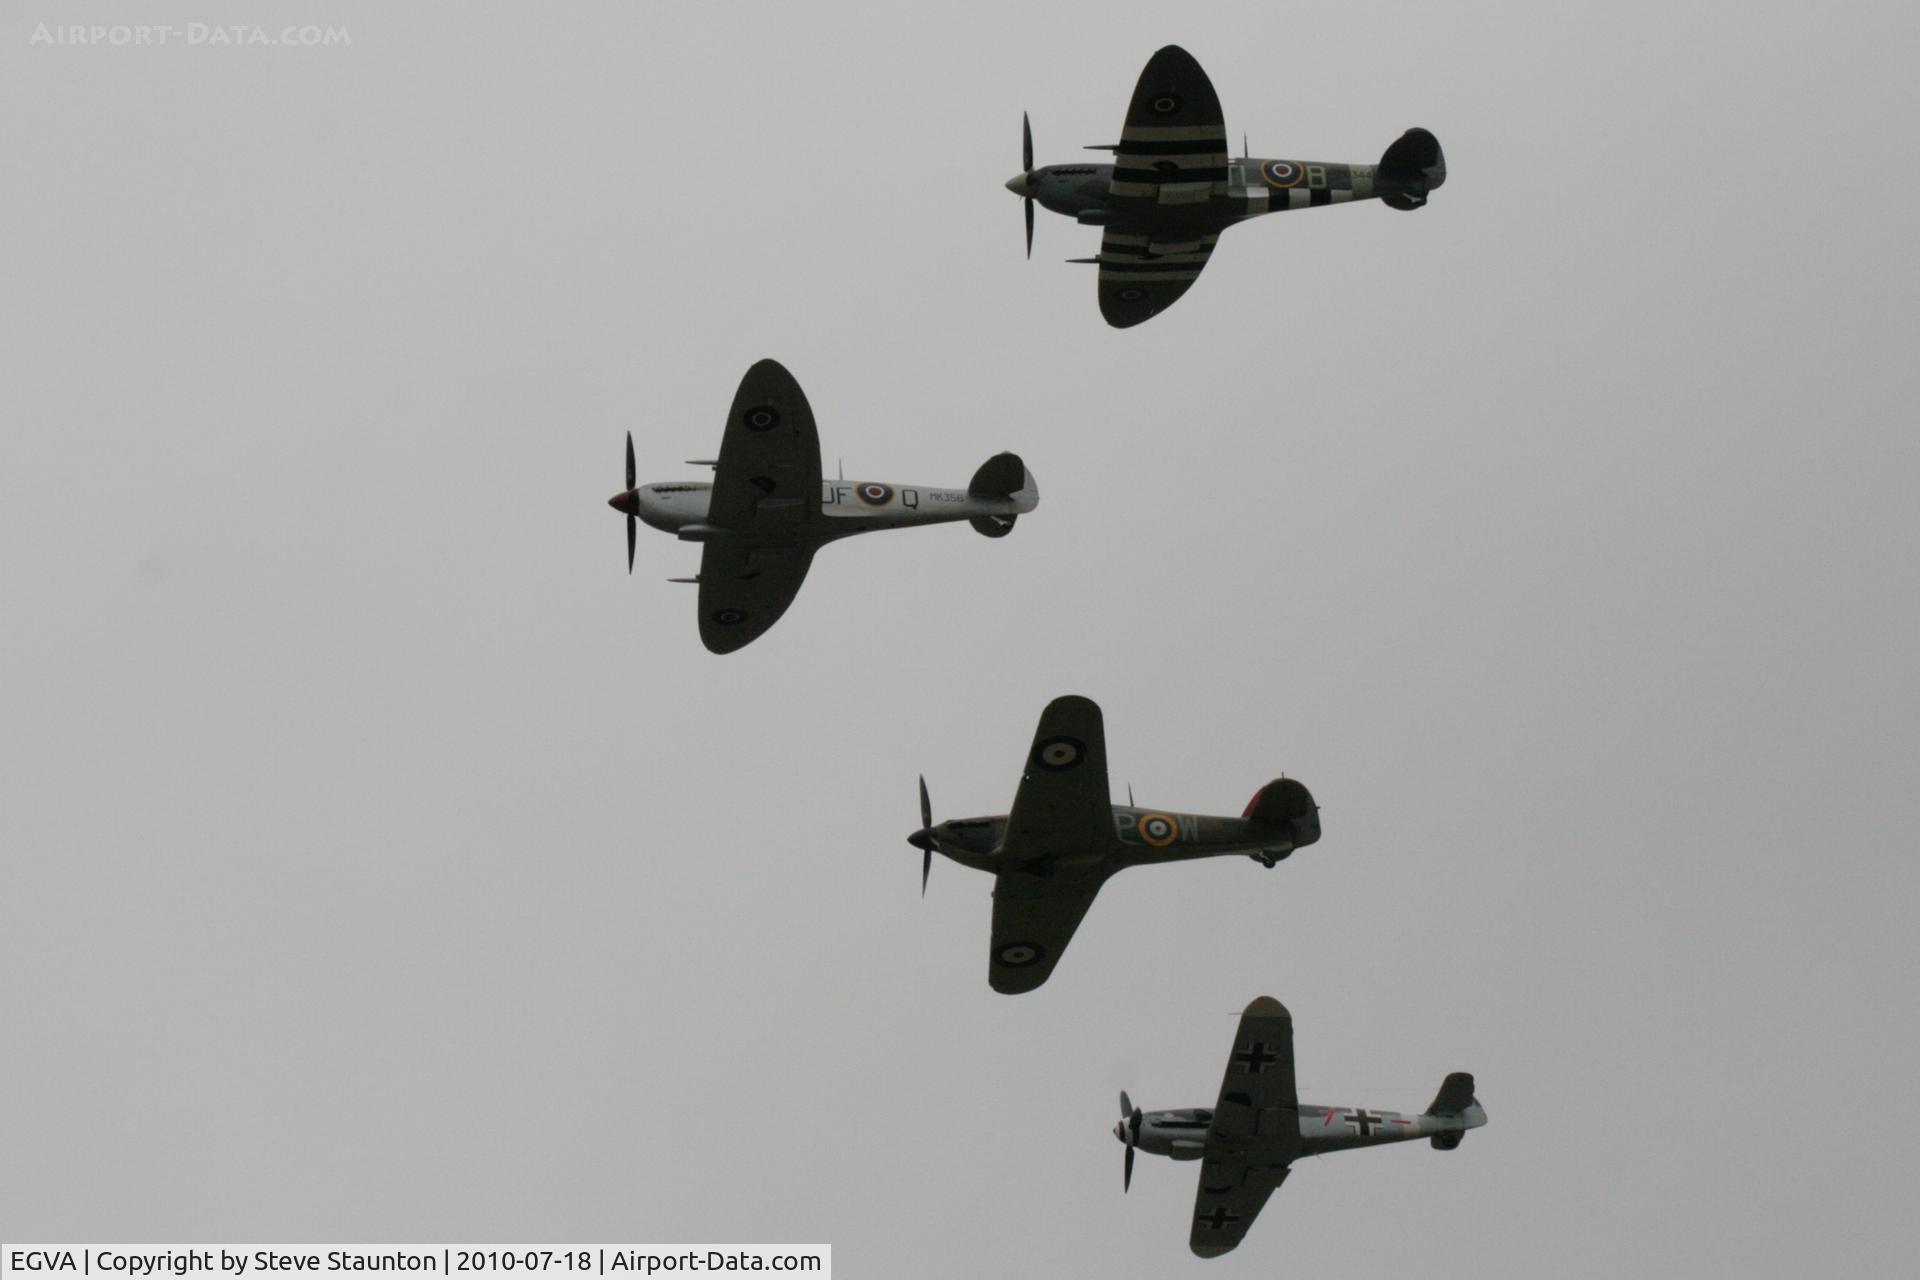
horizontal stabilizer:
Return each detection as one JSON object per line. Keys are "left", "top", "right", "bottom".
{"left": 1242, "top": 779, "right": 1320, "bottom": 848}
{"left": 970, "top": 515, "right": 1016, "bottom": 538}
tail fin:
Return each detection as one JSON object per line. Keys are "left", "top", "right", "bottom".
{"left": 968, "top": 451, "right": 1039, "bottom": 537}
{"left": 1423, "top": 1071, "right": 1485, "bottom": 1149}
{"left": 1378, "top": 127, "right": 1445, "bottom": 211}
{"left": 1242, "top": 779, "right": 1321, "bottom": 849}
{"left": 1425, "top": 1072, "right": 1475, "bottom": 1116}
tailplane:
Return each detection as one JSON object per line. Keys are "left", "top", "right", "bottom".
{"left": 1423, "top": 1071, "right": 1487, "bottom": 1149}
{"left": 968, "top": 451, "right": 1039, "bottom": 537}
{"left": 1378, "top": 127, "right": 1446, "bottom": 210}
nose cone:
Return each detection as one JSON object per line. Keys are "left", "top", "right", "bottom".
{"left": 1005, "top": 172, "right": 1032, "bottom": 197}
{"left": 908, "top": 828, "right": 936, "bottom": 852}
{"left": 1113, "top": 1121, "right": 1126, "bottom": 1142}
{"left": 608, "top": 490, "right": 639, "bottom": 516}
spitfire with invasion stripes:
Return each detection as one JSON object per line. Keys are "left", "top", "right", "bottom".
{"left": 1005, "top": 45, "right": 1446, "bottom": 327}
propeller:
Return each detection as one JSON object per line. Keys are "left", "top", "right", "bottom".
{"left": 1117, "top": 1091, "right": 1143, "bottom": 1191}
{"left": 1021, "top": 113, "right": 1035, "bottom": 258}
{"left": 613, "top": 431, "right": 637, "bottom": 573}
{"left": 909, "top": 774, "right": 935, "bottom": 895}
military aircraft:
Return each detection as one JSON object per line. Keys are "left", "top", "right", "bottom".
{"left": 607, "top": 359, "right": 1039, "bottom": 653}
{"left": 1116, "top": 996, "right": 1487, "bottom": 1258}
{"left": 909, "top": 695, "right": 1321, "bottom": 993}
{"left": 1006, "top": 45, "right": 1446, "bottom": 327}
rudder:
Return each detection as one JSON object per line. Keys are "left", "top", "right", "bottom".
{"left": 1425, "top": 1071, "right": 1475, "bottom": 1116}
{"left": 969, "top": 451, "right": 1036, "bottom": 501}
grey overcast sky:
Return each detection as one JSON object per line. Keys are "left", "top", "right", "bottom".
{"left": 4, "top": 1, "right": 1918, "bottom": 1274}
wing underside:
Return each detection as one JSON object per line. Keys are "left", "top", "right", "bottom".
{"left": 695, "top": 542, "right": 816, "bottom": 654}
{"left": 1191, "top": 996, "right": 1301, "bottom": 1257}
{"left": 693, "top": 359, "right": 824, "bottom": 653}
{"left": 985, "top": 695, "right": 1116, "bottom": 992}
{"left": 1190, "top": 1163, "right": 1286, "bottom": 1258}
{"left": 1109, "top": 45, "right": 1229, "bottom": 204}
{"left": 1098, "top": 47, "right": 1229, "bottom": 328}
{"left": 1003, "top": 694, "right": 1112, "bottom": 852}
{"left": 1097, "top": 228, "right": 1219, "bottom": 328}
{"left": 707, "top": 358, "right": 823, "bottom": 533}
{"left": 987, "top": 873, "right": 1104, "bottom": 994}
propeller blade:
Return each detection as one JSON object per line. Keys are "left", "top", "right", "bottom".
{"left": 1021, "top": 113, "right": 1036, "bottom": 259}
{"left": 1123, "top": 1143, "right": 1135, "bottom": 1193}
{"left": 1119, "top": 1091, "right": 1132, "bottom": 1119}
{"left": 621, "top": 432, "right": 639, "bottom": 573}
{"left": 917, "top": 775, "right": 936, "bottom": 895}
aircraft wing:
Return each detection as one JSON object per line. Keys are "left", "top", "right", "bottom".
{"left": 987, "top": 872, "right": 1105, "bottom": 994}
{"left": 1004, "top": 695, "right": 1113, "bottom": 853}
{"left": 707, "top": 358, "right": 823, "bottom": 533}
{"left": 1190, "top": 996, "right": 1302, "bottom": 1258}
{"left": 1190, "top": 1163, "right": 1286, "bottom": 1259}
{"left": 1097, "top": 227, "right": 1219, "bottom": 329}
{"left": 1108, "top": 45, "right": 1229, "bottom": 207}
{"left": 696, "top": 541, "right": 816, "bottom": 654}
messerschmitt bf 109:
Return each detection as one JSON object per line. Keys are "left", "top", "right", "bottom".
{"left": 1117, "top": 996, "right": 1488, "bottom": 1258}
{"left": 1007, "top": 45, "right": 1446, "bottom": 327}
{"left": 909, "top": 695, "right": 1320, "bottom": 993}
{"left": 607, "top": 359, "right": 1039, "bottom": 653}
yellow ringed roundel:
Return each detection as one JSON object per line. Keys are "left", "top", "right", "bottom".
{"left": 1138, "top": 812, "right": 1180, "bottom": 847}
{"left": 1260, "top": 160, "right": 1305, "bottom": 189}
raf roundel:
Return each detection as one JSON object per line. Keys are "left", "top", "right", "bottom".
{"left": 1261, "top": 160, "right": 1305, "bottom": 189}
{"left": 743, "top": 405, "right": 781, "bottom": 432}
{"left": 1138, "top": 812, "right": 1180, "bottom": 847}
{"left": 1149, "top": 92, "right": 1184, "bottom": 116}
{"left": 995, "top": 942, "right": 1044, "bottom": 968}
{"left": 1117, "top": 287, "right": 1146, "bottom": 302}
{"left": 711, "top": 608, "right": 747, "bottom": 627}
{"left": 856, "top": 482, "right": 894, "bottom": 507}
{"left": 1033, "top": 735, "right": 1086, "bottom": 772}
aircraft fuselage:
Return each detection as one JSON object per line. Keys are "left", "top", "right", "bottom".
{"left": 1017, "top": 156, "right": 1408, "bottom": 232}
{"left": 1122, "top": 1099, "right": 1487, "bottom": 1162}
{"left": 629, "top": 479, "right": 1026, "bottom": 545}
{"left": 924, "top": 804, "right": 1299, "bottom": 877}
